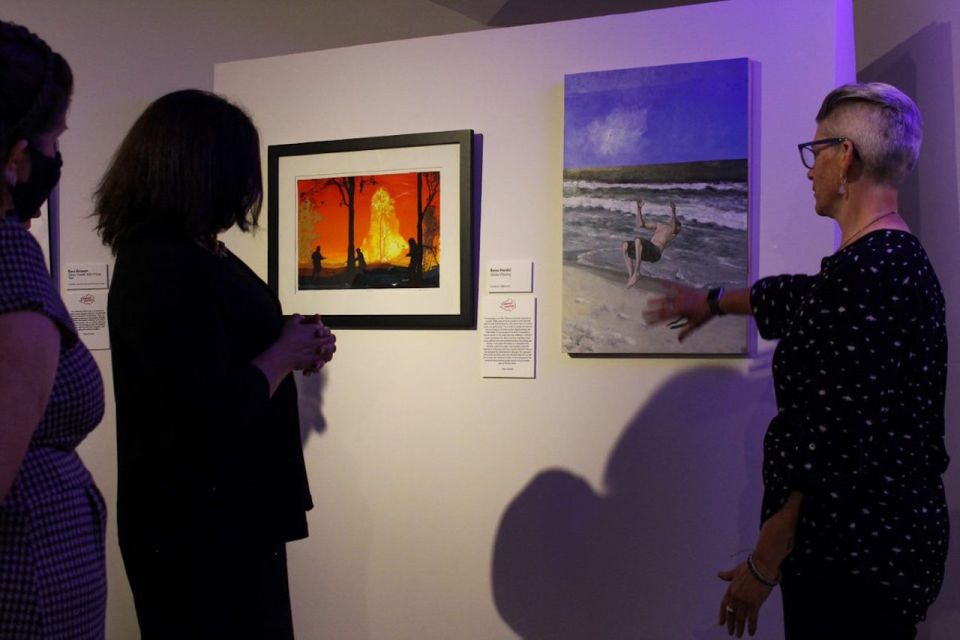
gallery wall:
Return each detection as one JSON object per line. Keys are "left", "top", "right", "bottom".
{"left": 215, "top": 1, "right": 854, "bottom": 637}
{"left": 8, "top": 0, "right": 957, "bottom": 638}
{"left": 853, "top": 1, "right": 960, "bottom": 636}
{"left": 1, "top": 2, "right": 485, "bottom": 637}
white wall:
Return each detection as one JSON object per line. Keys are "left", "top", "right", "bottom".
{"left": 2, "top": 2, "right": 484, "bottom": 637}
{"left": 3, "top": 0, "right": 950, "bottom": 636}
{"left": 216, "top": 2, "right": 854, "bottom": 638}
{"left": 854, "top": 2, "right": 960, "bottom": 637}
{"left": 22, "top": 0, "right": 960, "bottom": 638}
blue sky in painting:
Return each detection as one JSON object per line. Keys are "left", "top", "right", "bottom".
{"left": 564, "top": 58, "right": 748, "bottom": 169}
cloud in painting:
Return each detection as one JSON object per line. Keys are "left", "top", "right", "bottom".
{"left": 586, "top": 107, "right": 648, "bottom": 159}
{"left": 564, "top": 59, "right": 749, "bottom": 168}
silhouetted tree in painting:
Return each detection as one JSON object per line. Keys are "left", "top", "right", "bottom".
{"left": 324, "top": 176, "right": 377, "bottom": 272}
{"left": 415, "top": 172, "right": 440, "bottom": 282}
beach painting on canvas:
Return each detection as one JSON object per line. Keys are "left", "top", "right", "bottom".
{"left": 562, "top": 58, "right": 751, "bottom": 355}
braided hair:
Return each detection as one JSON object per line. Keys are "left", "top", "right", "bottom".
{"left": 0, "top": 20, "right": 73, "bottom": 158}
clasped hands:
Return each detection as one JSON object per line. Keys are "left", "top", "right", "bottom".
{"left": 284, "top": 314, "right": 337, "bottom": 375}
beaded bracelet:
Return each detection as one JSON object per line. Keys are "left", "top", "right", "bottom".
{"left": 746, "top": 554, "right": 780, "bottom": 588}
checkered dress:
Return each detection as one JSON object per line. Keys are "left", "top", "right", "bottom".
{"left": 0, "top": 217, "right": 106, "bottom": 639}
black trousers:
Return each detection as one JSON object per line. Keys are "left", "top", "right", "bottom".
{"left": 781, "top": 569, "right": 917, "bottom": 640}
{"left": 122, "top": 538, "right": 295, "bottom": 640}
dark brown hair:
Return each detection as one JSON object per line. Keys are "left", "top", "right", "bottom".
{"left": 0, "top": 20, "right": 73, "bottom": 155}
{"left": 95, "top": 89, "right": 263, "bottom": 253}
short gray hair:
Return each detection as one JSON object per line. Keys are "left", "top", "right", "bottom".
{"left": 816, "top": 82, "right": 922, "bottom": 188}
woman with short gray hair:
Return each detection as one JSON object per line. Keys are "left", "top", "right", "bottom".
{"left": 814, "top": 82, "right": 923, "bottom": 189}
{"left": 647, "top": 82, "right": 949, "bottom": 638}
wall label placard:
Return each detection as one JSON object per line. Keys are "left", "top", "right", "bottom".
{"left": 65, "top": 263, "right": 110, "bottom": 291}
{"left": 486, "top": 260, "right": 533, "bottom": 293}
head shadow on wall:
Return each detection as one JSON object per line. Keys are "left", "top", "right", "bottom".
{"left": 491, "top": 364, "right": 779, "bottom": 639}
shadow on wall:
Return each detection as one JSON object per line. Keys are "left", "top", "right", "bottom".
{"left": 297, "top": 370, "right": 329, "bottom": 446}
{"left": 491, "top": 365, "right": 780, "bottom": 640}
{"left": 858, "top": 21, "right": 960, "bottom": 639}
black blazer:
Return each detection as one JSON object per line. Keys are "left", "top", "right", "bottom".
{"left": 108, "top": 233, "right": 312, "bottom": 551}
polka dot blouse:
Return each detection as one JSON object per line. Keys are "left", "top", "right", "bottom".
{"left": 750, "top": 229, "right": 949, "bottom": 624}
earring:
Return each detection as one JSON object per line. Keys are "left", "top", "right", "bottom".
{"left": 838, "top": 175, "right": 847, "bottom": 196}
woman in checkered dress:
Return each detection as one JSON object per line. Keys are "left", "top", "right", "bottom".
{"left": 0, "top": 21, "right": 107, "bottom": 639}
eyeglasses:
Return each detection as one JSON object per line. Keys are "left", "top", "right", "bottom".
{"left": 797, "top": 137, "right": 847, "bottom": 169}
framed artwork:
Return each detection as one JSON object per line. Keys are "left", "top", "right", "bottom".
{"left": 268, "top": 130, "right": 475, "bottom": 329}
{"left": 562, "top": 58, "right": 752, "bottom": 355}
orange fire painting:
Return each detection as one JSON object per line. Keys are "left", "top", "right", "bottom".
{"left": 296, "top": 171, "right": 441, "bottom": 290}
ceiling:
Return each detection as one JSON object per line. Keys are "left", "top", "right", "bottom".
{"left": 427, "top": 0, "right": 720, "bottom": 26}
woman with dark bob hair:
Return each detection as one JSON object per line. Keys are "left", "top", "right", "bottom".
{"left": 647, "top": 82, "right": 948, "bottom": 638}
{"left": 0, "top": 20, "right": 107, "bottom": 638}
{"left": 96, "top": 89, "right": 336, "bottom": 638}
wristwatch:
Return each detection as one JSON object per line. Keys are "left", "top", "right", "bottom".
{"left": 707, "top": 287, "right": 726, "bottom": 317}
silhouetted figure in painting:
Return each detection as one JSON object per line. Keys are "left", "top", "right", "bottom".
{"left": 355, "top": 248, "right": 366, "bottom": 273}
{"left": 311, "top": 245, "right": 324, "bottom": 280}
{"left": 406, "top": 238, "right": 421, "bottom": 281}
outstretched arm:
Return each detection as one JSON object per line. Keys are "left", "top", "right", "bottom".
{"left": 643, "top": 285, "right": 750, "bottom": 341}
{"left": 636, "top": 200, "right": 654, "bottom": 229}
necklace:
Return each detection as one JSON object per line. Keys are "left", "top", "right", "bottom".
{"left": 838, "top": 211, "right": 897, "bottom": 251}
{"left": 195, "top": 235, "right": 229, "bottom": 257}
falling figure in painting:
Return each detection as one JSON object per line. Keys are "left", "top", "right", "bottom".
{"left": 311, "top": 245, "right": 325, "bottom": 281}
{"left": 406, "top": 238, "right": 421, "bottom": 281}
{"left": 623, "top": 199, "right": 682, "bottom": 288}
{"left": 355, "top": 248, "right": 366, "bottom": 273}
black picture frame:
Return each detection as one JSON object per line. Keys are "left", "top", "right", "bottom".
{"left": 268, "top": 130, "right": 474, "bottom": 329}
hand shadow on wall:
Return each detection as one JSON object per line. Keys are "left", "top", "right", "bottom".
{"left": 296, "top": 369, "right": 329, "bottom": 446}
{"left": 492, "top": 365, "right": 777, "bottom": 640}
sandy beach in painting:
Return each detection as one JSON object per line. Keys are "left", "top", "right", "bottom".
{"left": 561, "top": 166, "right": 750, "bottom": 355}
{"left": 562, "top": 263, "right": 747, "bottom": 355}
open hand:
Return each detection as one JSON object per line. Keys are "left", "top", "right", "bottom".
{"left": 642, "top": 283, "right": 711, "bottom": 341}
{"left": 717, "top": 562, "right": 774, "bottom": 637}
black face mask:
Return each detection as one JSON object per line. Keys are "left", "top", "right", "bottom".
{"left": 11, "top": 144, "right": 62, "bottom": 222}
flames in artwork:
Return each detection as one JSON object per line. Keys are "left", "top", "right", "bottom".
{"left": 296, "top": 171, "right": 440, "bottom": 289}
